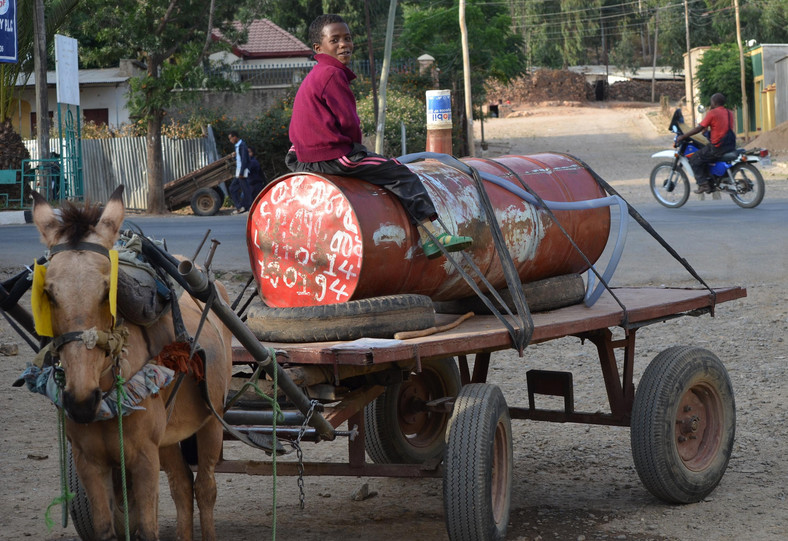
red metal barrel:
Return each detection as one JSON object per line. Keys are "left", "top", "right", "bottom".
{"left": 247, "top": 154, "right": 610, "bottom": 307}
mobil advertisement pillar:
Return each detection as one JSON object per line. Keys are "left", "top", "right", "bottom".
{"left": 425, "top": 89, "right": 453, "bottom": 155}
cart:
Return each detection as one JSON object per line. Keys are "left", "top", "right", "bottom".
{"left": 163, "top": 154, "right": 234, "bottom": 215}
{"left": 2, "top": 238, "right": 745, "bottom": 540}
{"left": 221, "top": 284, "right": 744, "bottom": 540}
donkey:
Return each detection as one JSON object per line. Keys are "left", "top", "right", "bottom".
{"left": 32, "top": 185, "right": 232, "bottom": 540}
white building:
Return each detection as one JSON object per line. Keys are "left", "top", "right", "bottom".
{"left": 12, "top": 59, "right": 144, "bottom": 138}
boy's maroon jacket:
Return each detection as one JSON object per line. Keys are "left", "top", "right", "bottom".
{"left": 289, "top": 54, "right": 363, "bottom": 163}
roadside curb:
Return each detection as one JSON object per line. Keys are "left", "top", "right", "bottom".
{"left": 0, "top": 211, "right": 32, "bottom": 226}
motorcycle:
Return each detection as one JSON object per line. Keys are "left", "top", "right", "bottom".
{"left": 649, "top": 109, "right": 769, "bottom": 208}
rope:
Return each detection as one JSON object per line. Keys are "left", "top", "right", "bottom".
{"left": 115, "top": 370, "right": 131, "bottom": 541}
{"left": 271, "top": 347, "right": 278, "bottom": 540}
{"left": 45, "top": 387, "right": 74, "bottom": 530}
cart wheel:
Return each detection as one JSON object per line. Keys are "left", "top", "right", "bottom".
{"left": 631, "top": 346, "right": 735, "bottom": 504}
{"left": 444, "top": 384, "right": 512, "bottom": 541}
{"left": 191, "top": 187, "right": 223, "bottom": 216}
{"left": 67, "top": 443, "right": 96, "bottom": 541}
{"left": 364, "top": 358, "right": 461, "bottom": 464}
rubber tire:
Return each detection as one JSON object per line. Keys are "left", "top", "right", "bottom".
{"left": 728, "top": 163, "right": 765, "bottom": 208}
{"left": 190, "top": 187, "right": 223, "bottom": 216}
{"left": 364, "top": 358, "right": 461, "bottom": 464}
{"left": 67, "top": 443, "right": 97, "bottom": 541}
{"left": 444, "top": 384, "right": 512, "bottom": 541}
{"left": 246, "top": 294, "right": 435, "bottom": 342}
{"left": 631, "top": 346, "right": 736, "bottom": 504}
{"left": 650, "top": 162, "right": 690, "bottom": 208}
{"left": 433, "top": 274, "right": 585, "bottom": 315}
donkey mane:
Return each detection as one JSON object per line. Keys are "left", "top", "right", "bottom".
{"left": 56, "top": 200, "right": 105, "bottom": 246}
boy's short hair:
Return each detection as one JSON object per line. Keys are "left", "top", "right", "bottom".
{"left": 228, "top": 130, "right": 239, "bottom": 138}
{"left": 309, "top": 14, "right": 347, "bottom": 48}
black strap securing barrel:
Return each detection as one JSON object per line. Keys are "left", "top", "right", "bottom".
{"left": 562, "top": 154, "right": 717, "bottom": 314}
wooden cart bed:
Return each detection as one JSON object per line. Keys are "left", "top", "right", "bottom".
{"left": 232, "top": 286, "right": 746, "bottom": 366}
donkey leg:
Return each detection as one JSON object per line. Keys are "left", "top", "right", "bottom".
{"left": 70, "top": 441, "right": 117, "bottom": 540}
{"left": 193, "top": 418, "right": 223, "bottom": 541}
{"left": 127, "top": 441, "right": 162, "bottom": 541}
{"left": 160, "top": 443, "right": 196, "bottom": 541}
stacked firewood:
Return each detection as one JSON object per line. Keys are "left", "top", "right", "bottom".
{"left": 485, "top": 69, "right": 589, "bottom": 105}
{"left": 607, "top": 80, "right": 685, "bottom": 102}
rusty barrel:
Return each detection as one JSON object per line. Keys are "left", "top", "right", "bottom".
{"left": 247, "top": 153, "right": 610, "bottom": 307}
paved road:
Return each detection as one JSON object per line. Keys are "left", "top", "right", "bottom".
{"left": 3, "top": 191, "right": 787, "bottom": 288}
{"left": 1, "top": 213, "right": 252, "bottom": 272}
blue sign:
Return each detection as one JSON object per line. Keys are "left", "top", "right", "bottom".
{"left": 0, "top": 0, "right": 18, "bottom": 64}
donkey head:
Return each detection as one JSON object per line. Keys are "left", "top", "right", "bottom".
{"left": 32, "top": 186, "right": 125, "bottom": 423}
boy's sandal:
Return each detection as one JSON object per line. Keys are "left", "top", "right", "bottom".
{"left": 421, "top": 233, "right": 473, "bottom": 259}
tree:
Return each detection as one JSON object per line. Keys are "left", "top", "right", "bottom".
{"left": 0, "top": 0, "right": 78, "bottom": 173}
{"left": 397, "top": 1, "right": 524, "bottom": 100}
{"left": 695, "top": 42, "right": 752, "bottom": 109}
{"left": 62, "top": 0, "right": 257, "bottom": 213}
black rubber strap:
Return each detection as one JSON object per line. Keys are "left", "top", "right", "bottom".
{"left": 562, "top": 153, "right": 717, "bottom": 313}
{"left": 51, "top": 331, "right": 85, "bottom": 351}
{"left": 50, "top": 242, "right": 110, "bottom": 259}
{"left": 492, "top": 157, "right": 631, "bottom": 328}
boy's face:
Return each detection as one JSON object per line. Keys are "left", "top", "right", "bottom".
{"left": 314, "top": 22, "right": 353, "bottom": 65}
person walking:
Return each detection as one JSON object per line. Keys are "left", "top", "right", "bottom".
{"left": 228, "top": 131, "right": 251, "bottom": 214}
{"left": 244, "top": 147, "right": 267, "bottom": 210}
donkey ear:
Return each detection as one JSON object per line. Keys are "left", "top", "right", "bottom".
{"left": 96, "top": 185, "right": 126, "bottom": 246}
{"left": 31, "top": 190, "right": 62, "bottom": 248}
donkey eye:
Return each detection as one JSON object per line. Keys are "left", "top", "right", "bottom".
{"left": 44, "top": 287, "right": 59, "bottom": 307}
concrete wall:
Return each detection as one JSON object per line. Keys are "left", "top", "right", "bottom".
{"left": 776, "top": 56, "right": 788, "bottom": 126}
{"left": 169, "top": 87, "right": 292, "bottom": 122}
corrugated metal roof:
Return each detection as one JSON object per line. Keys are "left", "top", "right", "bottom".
{"left": 17, "top": 67, "right": 132, "bottom": 87}
{"left": 213, "top": 19, "right": 312, "bottom": 59}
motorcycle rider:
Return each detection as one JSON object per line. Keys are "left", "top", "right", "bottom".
{"left": 676, "top": 93, "right": 737, "bottom": 194}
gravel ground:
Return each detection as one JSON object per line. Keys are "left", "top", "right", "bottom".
{"left": 1, "top": 102, "right": 786, "bottom": 541}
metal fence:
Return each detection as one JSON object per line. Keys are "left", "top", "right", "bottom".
{"left": 23, "top": 128, "right": 219, "bottom": 211}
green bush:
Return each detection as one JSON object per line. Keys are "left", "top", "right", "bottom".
{"left": 357, "top": 89, "right": 427, "bottom": 157}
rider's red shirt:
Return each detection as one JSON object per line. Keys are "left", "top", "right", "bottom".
{"left": 700, "top": 107, "right": 734, "bottom": 147}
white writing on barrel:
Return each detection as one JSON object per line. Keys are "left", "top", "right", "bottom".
{"left": 249, "top": 175, "right": 363, "bottom": 307}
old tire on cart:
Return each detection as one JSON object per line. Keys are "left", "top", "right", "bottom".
{"left": 364, "top": 357, "right": 461, "bottom": 464}
{"left": 444, "top": 383, "right": 512, "bottom": 541}
{"left": 649, "top": 162, "right": 690, "bottom": 208}
{"left": 67, "top": 443, "right": 96, "bottom": 541}
{"left": 433, "top": 274, "right": 585, "bottom": 315}
{"left": 190, "top": 187, "right": 223, "bottom": 216}
{"left": 630, "top": 346, "right": 735, "bottom": 504}
{"left": 246, "top": 294, "right": 435, "bottom": 342}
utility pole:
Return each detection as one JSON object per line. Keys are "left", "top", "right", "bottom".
{"left": 459, "top": 0, "right": 475, "bottom": 156}
{"left": 375, "top": 0, "right": 397, "bottom": 154}
{"left": 733, "top": 0, "right": 749, "bottom": 140}
{"left": 651, "top": 10, "right": 659, "bottom": 103}
{"left": 364, "top": 0, "right": 379, "bottom": 123}
{"left": 684, "top": 0, "right": 695, "bottom": 125}
{"left": 33, "top": 0, "right": 49, "bottom": 161}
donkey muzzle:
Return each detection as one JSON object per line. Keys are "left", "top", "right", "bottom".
{"left": 63, "top": 388, "right": 102, "bottom": 424}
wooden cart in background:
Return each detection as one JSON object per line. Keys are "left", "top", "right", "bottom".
{"left": 163, "top": 154, "right": 233, "bottom": 215}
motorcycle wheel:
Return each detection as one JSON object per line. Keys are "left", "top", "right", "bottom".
{"left": 650, "top": 162, "right": 690, "bottom": 208}
{"left": 728, "top": 163, "right": 765, "bottom": 208}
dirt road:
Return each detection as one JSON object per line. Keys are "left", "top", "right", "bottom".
{"left": 1, "top": 103, "right": 786, "bottom": 541}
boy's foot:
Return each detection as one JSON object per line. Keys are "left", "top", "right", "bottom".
{"left": 232, "top": 207, "right": 247, "bottom": 215}
{"left": 694, "top": 183, "right": 713, "bottom": 194}
{"left": 421, "top": 232, "right": 473, "bottom": 259}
